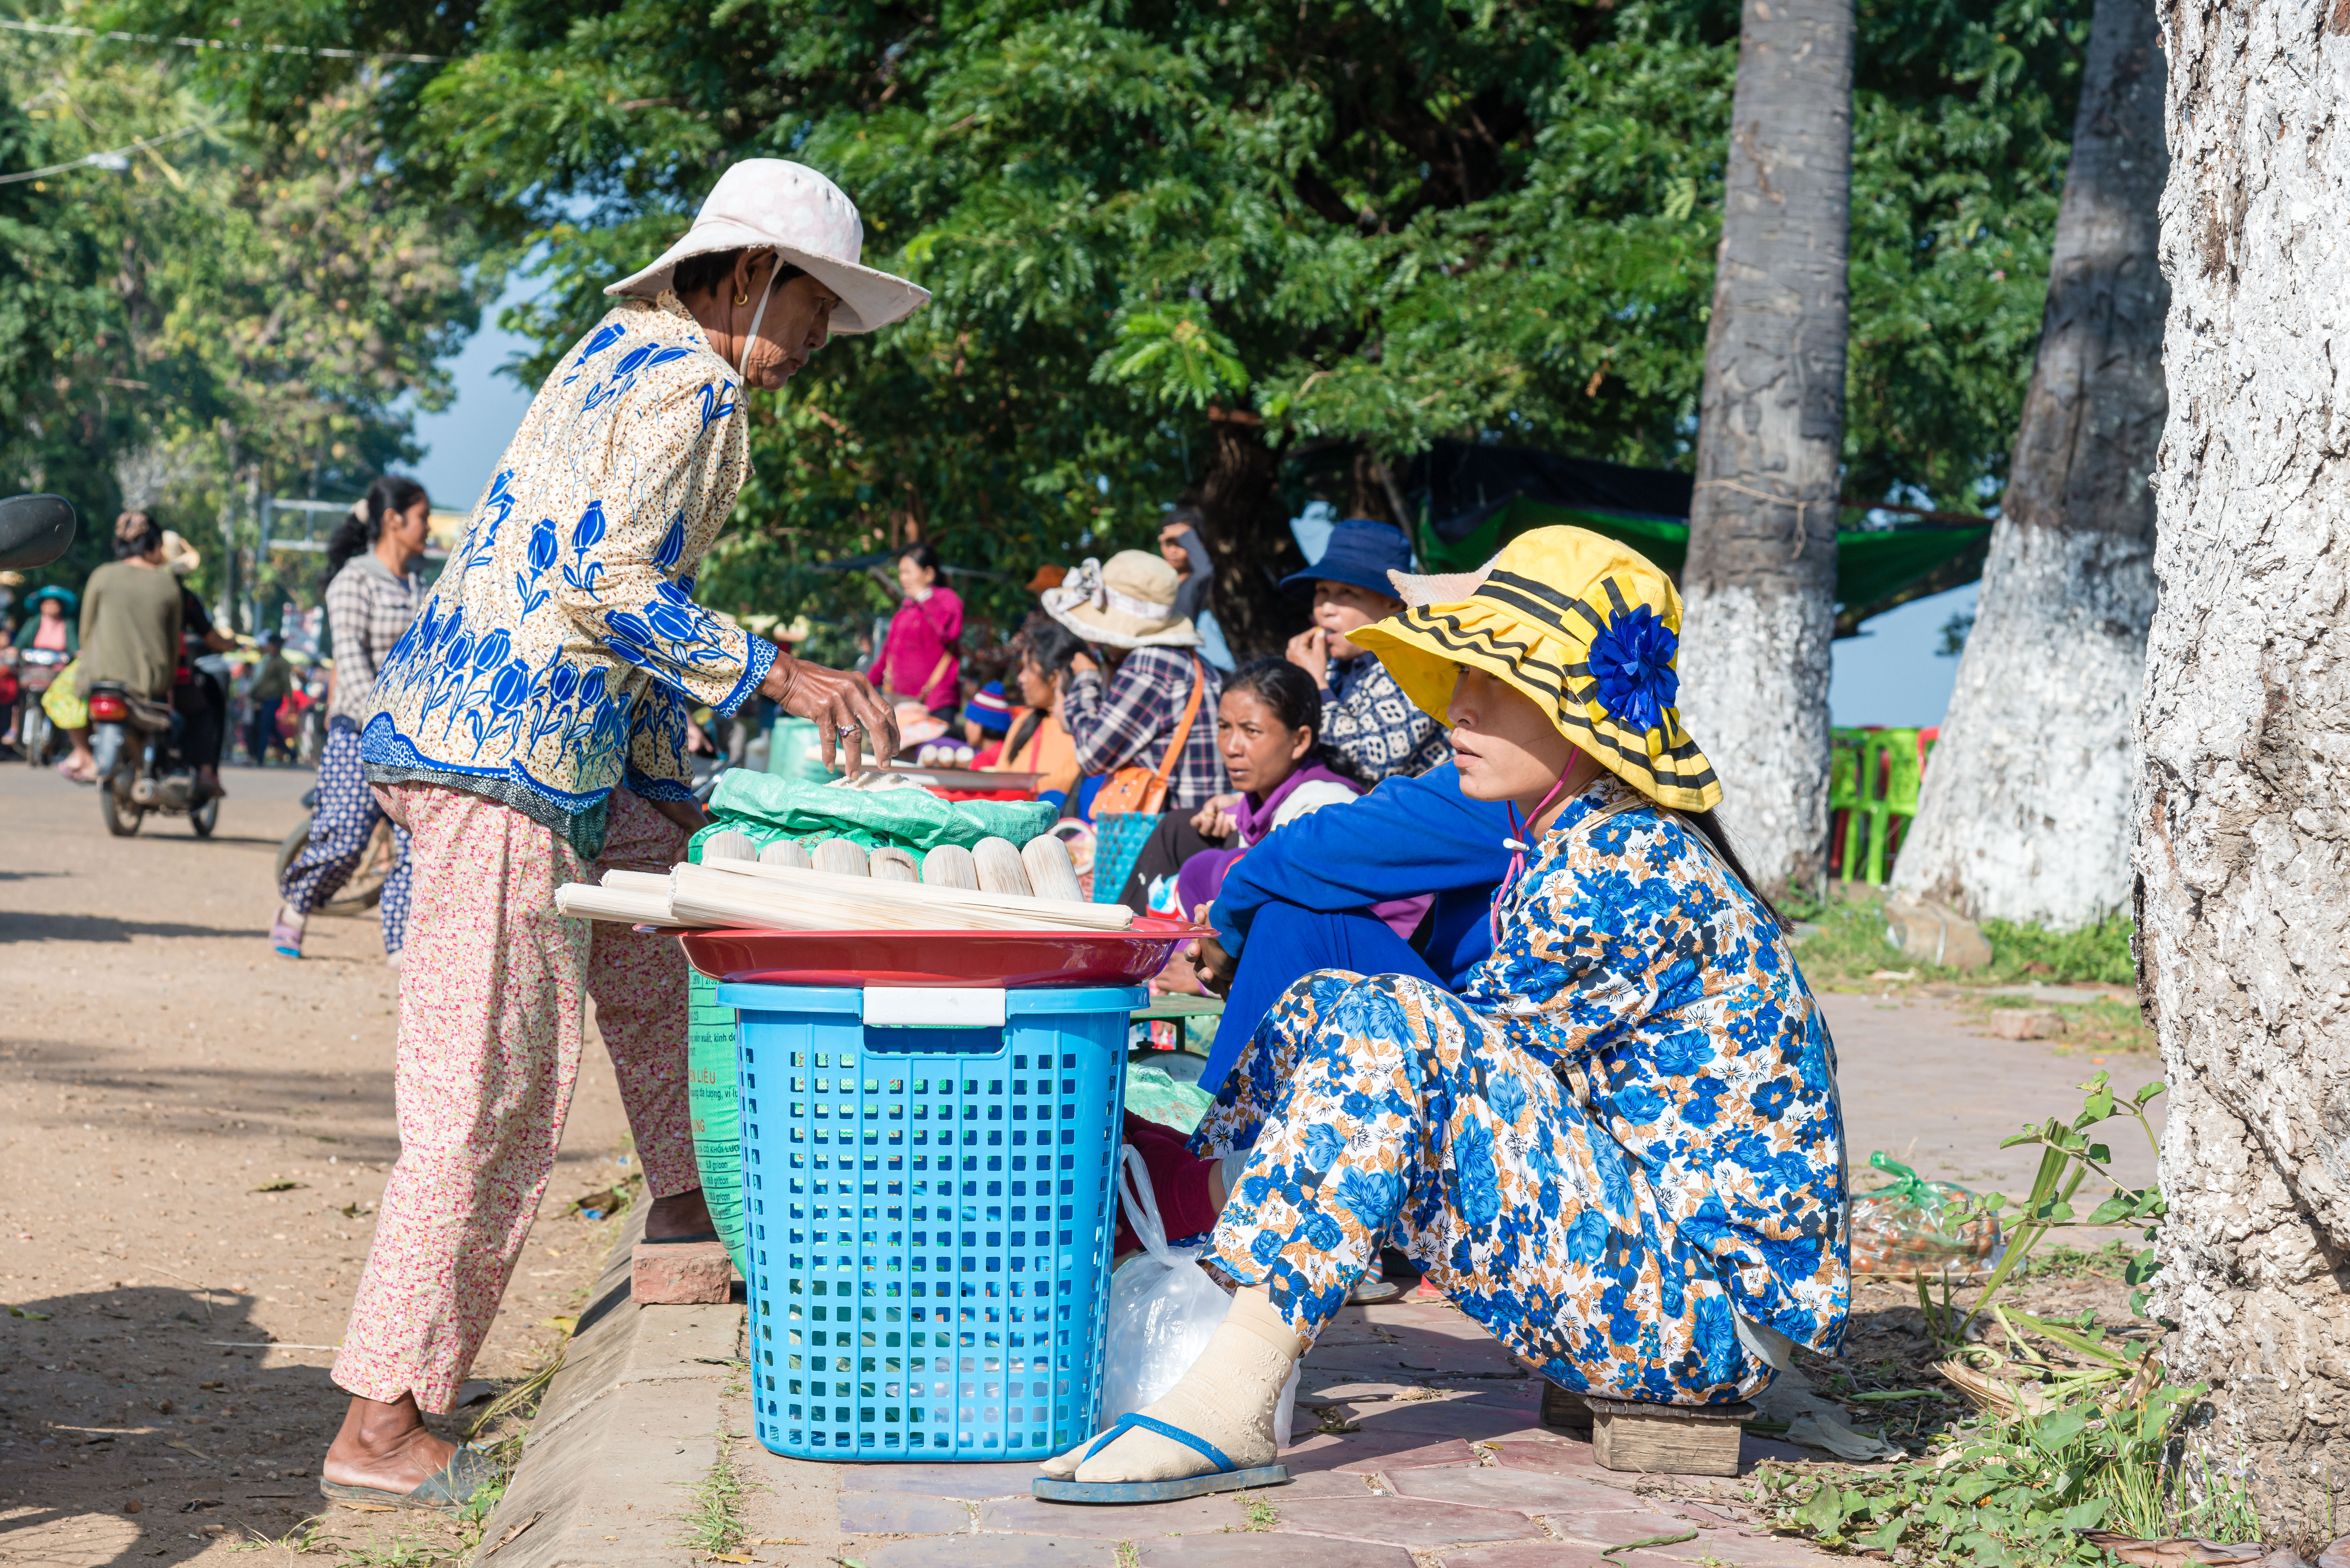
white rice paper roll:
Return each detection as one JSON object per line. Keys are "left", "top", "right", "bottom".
{"left": 813, "top": 838, "right": 870, "bottom": 878}
{"left": 1019, "top": 836, "right": 1086, "bottom": 905}
{"left": 971, "top": 837, "right": 1033, "bottom": 898}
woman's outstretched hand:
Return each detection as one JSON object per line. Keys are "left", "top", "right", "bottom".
{"left": 762, "top": 647, "right": 898, "bottom": 775}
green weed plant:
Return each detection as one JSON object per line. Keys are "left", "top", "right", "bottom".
{"left": 1759, "top": 1073, "right": 2263, "bottom": 1558}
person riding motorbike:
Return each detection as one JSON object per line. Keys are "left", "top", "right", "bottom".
{"left": 9, "top": 585, "right": 77, "bottom": 765}
{"left": 163, "top": 530, "right": 236, "bottom": 799}
{"left": 75, "top": 513, "right": 182, "bottom": 777}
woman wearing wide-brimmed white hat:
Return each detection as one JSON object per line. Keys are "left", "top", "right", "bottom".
{"left": 1044, "top": 551, "right": 1227, "bottom": 815}
{"left": 322, "top": 160, "right": 926, "bottom": 1512}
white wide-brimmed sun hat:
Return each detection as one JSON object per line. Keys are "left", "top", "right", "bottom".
{"left": 1042, "top": 552, "right": 1203, "bottom": 649}
{"left": 604, "top": 159, "right": 930, "bottom": 335}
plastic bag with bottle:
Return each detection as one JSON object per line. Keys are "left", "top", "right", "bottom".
{"left": 1097, "top": 1145, "right": 1298, "bottom": 1450}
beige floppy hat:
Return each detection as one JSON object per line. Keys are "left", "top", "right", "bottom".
{"left": 160, "top": 530, "right": 201, "bottom": 577}
{"left": 1042, "top": 552, "right": 1202, "bottom": 649}
{"left": 604, "top": 159, "right": 929, "bottom": 336}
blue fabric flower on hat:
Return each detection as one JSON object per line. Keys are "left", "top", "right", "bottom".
{"left": 1588, "top": 602, "right": 1679, "bottom": 735}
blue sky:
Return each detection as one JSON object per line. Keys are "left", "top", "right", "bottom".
{"left": 403, "top": 274, "right": 1977, "bottom": 731}
{"left": 405, "top": 274, "right": 540, "bottom": 520}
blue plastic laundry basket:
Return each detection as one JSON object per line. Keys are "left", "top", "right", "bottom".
{"left": 719, "top": 981, "right": 1144, "bottom": 1462}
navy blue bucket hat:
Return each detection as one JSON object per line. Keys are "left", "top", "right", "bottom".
{"left": 1279, "top": 517, "right": 1415, "bottom": 603}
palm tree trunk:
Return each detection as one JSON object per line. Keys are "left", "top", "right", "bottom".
{"left": 1889, "top": 0, "right": 2166, "bottom": 928}
{"left": 1675, "top": 0, "right": 1855, "bottom": 900}
{"left": 2142, "top": 0, "right": 2350, "bottom": 1545}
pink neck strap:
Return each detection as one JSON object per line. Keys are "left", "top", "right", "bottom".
{"left": 1490, "top": 763, "right": 1580, "bottom": 946}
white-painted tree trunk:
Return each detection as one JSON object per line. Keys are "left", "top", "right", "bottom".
{"left": 2142, "top": 0, "right": 2350, "bottom": 1542}
{"left": 1678, "top": 0, "right": 1854, "bottom": 900}
{"left": 1891, "top": 0, "right": 2166, "bottom": 930}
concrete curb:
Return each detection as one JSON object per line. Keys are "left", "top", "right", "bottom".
{"left": 470, "top": 1210, "right": 746, "bottom": 1567}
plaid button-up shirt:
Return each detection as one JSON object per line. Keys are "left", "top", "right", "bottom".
{"left": 1061, "top": 647, "right": 1226, "bottom": 810}
{"left": 325, "top": 554, "right": 427, "bottom": 725}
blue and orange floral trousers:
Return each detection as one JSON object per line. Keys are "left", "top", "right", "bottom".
{"left": 1193, "top": 970, "right": 1773, "bottom": 1406}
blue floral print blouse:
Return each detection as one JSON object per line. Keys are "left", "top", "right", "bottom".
{"left": 362, "top": 295, "right": 775, "bottom": 856}
{"left": 1461, "top": 777, "right": 1847, "bottom": 1353}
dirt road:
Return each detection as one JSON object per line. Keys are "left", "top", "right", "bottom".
{"left": 0, "top": 762, "right": 631, "bottom": 1565}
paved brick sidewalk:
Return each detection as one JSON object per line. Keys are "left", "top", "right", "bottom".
{"left": 483, "top": 989, "right": 2140, "bottom": 1565}
{"left": 725, "top": 990, "right": 2147, "bottom": 1564}
{"left": 734, "top": 1292, "right": 1843, "bottom": 1565}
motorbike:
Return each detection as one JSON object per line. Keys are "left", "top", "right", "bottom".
{"left": 272, "top": 786, "right": 402, "bottom": 916}
{"left": 15, "top": 644, "right": 71, "bottom": 768}
{"left": 87, "top": 675, "right": 220, "bottom": 837}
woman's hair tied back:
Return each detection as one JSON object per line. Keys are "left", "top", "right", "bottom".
{"left": 113, "top": 510, "right": 163, "bottom": 560}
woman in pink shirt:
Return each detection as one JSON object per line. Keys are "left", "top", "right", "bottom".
{"left": 880, "top": 541, "right": 963, "bottom": 715}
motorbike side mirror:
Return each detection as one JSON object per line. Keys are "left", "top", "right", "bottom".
{"left": 0, "top": 494, "right": 78, "bottom": 571}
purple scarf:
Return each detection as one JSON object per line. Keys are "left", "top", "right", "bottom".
{"left": 1231, "top": 763, "right": 1359, "bottom": 846}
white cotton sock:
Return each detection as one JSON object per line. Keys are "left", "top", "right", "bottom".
{"left": 1047, "top": 1288, "right": 1300, "bottom": 1484}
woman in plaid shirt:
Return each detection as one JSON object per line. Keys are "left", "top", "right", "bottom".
{"left": 270, "top": 477, "right": 431, "bottom": 962}
{"left": 1043, "top": 550, "right": 1227, "bottom": 810}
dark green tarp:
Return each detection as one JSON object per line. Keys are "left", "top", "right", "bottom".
{"left": 1414, "top": 495, "right": 1990, "bottom": 615}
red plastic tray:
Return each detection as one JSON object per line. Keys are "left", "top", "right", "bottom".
{"left": 678, "top": 917, "right": 1208, "bottom": 990}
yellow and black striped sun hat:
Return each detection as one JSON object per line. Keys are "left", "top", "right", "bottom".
{"left": 1349, "top": 526, "right": 1723, "bottom": 811}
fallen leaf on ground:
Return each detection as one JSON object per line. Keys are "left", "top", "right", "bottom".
{"left": 8, "top": 1305, "right": 48, "bottom": 1319}
{"left": 251, "top": 1181, "right": 305, "bottom": 1193}
{"left": 481, "top": 1508, "right": 546, "bottom": 1557}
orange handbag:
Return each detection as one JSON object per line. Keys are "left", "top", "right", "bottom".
{"left": 1090, "top": 655, "right": 1206, "bottom": 817}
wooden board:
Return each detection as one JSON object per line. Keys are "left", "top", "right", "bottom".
{"left": 1539, "top": 1382, "right": 1592, "bottom": 1430}
{"left": 1588, "top": 1397, "right": 1752, "bottom": 1477}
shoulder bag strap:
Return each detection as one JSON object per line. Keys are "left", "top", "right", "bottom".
{"left": 1149, "top": 654, "right": 1207, "bottom": 797}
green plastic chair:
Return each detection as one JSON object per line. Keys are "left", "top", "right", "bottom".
{"left": 1829, "top": 729, "right": 1865, "bottom": 881}
{"left": 1879, "top": 728, "right": 1925, "bottom": 815}
{"left": 1865, "top": 728, "right": 1924, "bottom": 882}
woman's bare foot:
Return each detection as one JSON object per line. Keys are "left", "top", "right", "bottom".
{"left": 321, "top": 1392, "right": 456, "bottom": 1494}
{"left": 645, "top": 1186, "right": 715, "bottom": 1240}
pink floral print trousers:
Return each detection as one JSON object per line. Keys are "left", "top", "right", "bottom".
{"left": 331, "top": 783, "right": 695, "bottom": 1411}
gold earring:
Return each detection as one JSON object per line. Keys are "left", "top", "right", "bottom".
{"left": 733, "top": 291, "right": 749, "bottom": 305}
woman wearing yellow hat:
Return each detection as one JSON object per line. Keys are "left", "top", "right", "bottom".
{"left": 1037, "top": 527, "right": 1847, "bottom": 1502}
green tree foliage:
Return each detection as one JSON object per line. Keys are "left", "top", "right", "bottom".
{"left": 0, "top": 33, "right": 494, "bottom": 618}
{"left": 96, "top": 0, "right": 2083, "bottom": 650}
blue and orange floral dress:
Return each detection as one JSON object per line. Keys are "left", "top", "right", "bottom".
{"left": 1190, "top": 776, "right": 1849, "bottom": 1405}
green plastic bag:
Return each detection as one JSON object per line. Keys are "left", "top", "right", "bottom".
{"left": 680, "top": 834, "right": 752, "bottom": 1279}
{"left": 705, "top": 770, "right": 1057, "bottom": 853}
{"left": 686, "top": 964, "right": 747, "bottom": 1279}
{"left": 1125, "top": 1062, "right": 1214, "bottom": 1135}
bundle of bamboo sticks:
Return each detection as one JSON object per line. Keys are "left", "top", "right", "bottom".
{"left": 551, "top": 830, "right": 1126, "bottom": 933}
